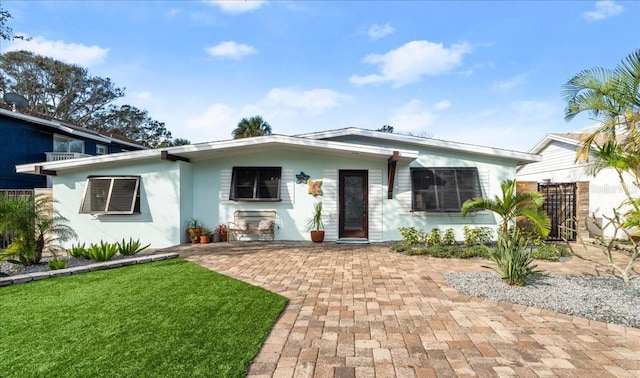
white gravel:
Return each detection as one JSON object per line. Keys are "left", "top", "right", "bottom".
{"left": 444, "top": 272, "right": 640, "bottom": 329}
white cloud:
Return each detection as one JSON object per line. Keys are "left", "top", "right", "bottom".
{"left": 349, "top": 40, "right": 472, "bottom": 87}
{"left": 262, "top": 88, "right": 353, "bottom": 114}
{"left": 388, "top": 99, "right": 437, "bottom": 133}
{"left": 131, "top": 91, "right": 153, "bottom": 101}
{"left": 368, "top": 23, "right": 394, "bottom": 40}
{"left": 205, "top": 0, "right": 266, "bottom": 14}
{"left": 583, "top": 0, "right": 623, "bottom": 21}
{"left": 490, "top": 74, "right": 527, "bottom": 93}
{"left": 183, "top": 87, "right": 352, "bottom": 141}
{"left": 206, "top": 41, "right": 257, "bottom": 60}
{"left": 184, "top": 103, "right": 238, "bottom": 140}
{"left": 6, "top": 36, "right": 109, "bottom": 67}
{"left": 433, "top": 100, "right": 451, "bottom": 111}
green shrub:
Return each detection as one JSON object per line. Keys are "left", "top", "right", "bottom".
{"left": 406, "top": 247, "right": 428, "bottom": 256}
{"left": 69, "top": 243, "right": 88, "bottom": 258}
{"left": 47, "top": 258, "right": 67, "bottom": 270}
{"left": 116, "top": 238, "right": 150, "bottom": 256}
{"left": 453, "top": 245, "right": 489, "bottom": 259}
{"left": 424, "top": 245, "right": 453, "bottom": 258}
{"left": 463, "top": 226, "right": 493, "bottom": 245}
{"left": 531, "top": 242, "right": 569, "bottom": 261}
{"left": 483, "top": 230, "right": 545, "bottom": 286}
{"left": 443, "top": 228, "right": 456, "bottom": 246}
{"left": 390, "top": 243, "right": 408, "bottom": 252}
{"left": 398, "top": 227, "right": 425, "bottom": 246}
{"left": 425, "top": 228, "right": 442, "bottom": 246}
{"left": 86, "top": 241, "right": 118, "bottom": 262}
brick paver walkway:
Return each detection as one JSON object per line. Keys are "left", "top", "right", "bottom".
{"left": 172, "top": 242, "right": 640, "bottom": 377}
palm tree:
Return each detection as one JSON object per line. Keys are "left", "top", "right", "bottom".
{"left": 0, "top": 194, "right": 76, "bottom": 266}
{"left": 561, "top": 49, "right": 640, "bottom": 163}
{"left": 461, "top": 179, "right": 551, "bottom": 238}
{"left": 232, "top": 116, "right": 272, "bottom": 139}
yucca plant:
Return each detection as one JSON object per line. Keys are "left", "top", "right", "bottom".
{"left": 69, "top": 242, "right": 89, "bottom": 259}
{"left": 47, "top": 258, "right": 68, "bottom": 270}
{"left": 86, "top": 241, "right": 118, "bottom": 262}
{"left": 116, "top": 238, "right": 150, "bottom": 256}
{"left": 483, "top": 229, "right": 545, "bottom": 286}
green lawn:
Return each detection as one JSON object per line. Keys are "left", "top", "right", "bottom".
{"left": 0, "top": 259, "right": 288, "bottom": 377}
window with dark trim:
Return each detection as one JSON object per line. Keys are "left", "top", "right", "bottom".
{"left": 411, "top": 168, "right": 481, "bottom": 212}
{"left": 230, "top": 167, "right": 281, "bottom": 201}
{"left": 79, "top": 176, "right": 141, "bottom": 214}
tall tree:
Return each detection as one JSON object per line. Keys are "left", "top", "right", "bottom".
{"left": 1, "top": 51, "right": 124, "bottom": 121}
{"left": 232, "top": 115, "right": 272, "bottom": 139}
{"left": 562, "top": 49, "right": 640, "bottom": 163}
{"left": 0, "top": 50, "right": 181, "bottom": 148}
{"left": 461, "top": 179, "right": 550, "bottom": 238}
{"left": 1, "top": 7, "right": 13, "bottom": 40}
{"left": 561, "top": 50, "right": 640, "bottom": 285}
{"left": 91, "top": 104, "right": 173, "bottom": 148}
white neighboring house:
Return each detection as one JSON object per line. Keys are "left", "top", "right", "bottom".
{"left": 517, "top": 133, "right": 639, "bottom": 239}
{"left": 16, "top": 128, "right": 539, "bottom": 248}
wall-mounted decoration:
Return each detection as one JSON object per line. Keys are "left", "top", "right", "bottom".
{"left": 308, "top": 180, "right": 323, "bottom": 196}
{"left": 296, "top": 171, "right": 310, "bottom": 184}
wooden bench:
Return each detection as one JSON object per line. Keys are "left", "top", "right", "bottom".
{"left": 228, "top": 210, "right": 277, "bottom": 241}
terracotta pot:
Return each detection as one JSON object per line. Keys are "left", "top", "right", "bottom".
{"left": 310, "top": 230, "right": 325, "bottom": 243}
{"left": 188, "top": 227, "right": 203, "bottom": 241}
{"left": 200, "top": 235, "right": 211, "bottom": 243}
{"left": 220, "top": 232, "right": 228, "bottom": 242}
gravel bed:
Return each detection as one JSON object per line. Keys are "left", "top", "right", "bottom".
{"left": 0, "top": 253, "right": 155, "bottom": 276}
{"left": 444, "top": 272, "right": 640, "bottom": 329}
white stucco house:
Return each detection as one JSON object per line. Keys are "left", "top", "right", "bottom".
{"left": 517, "top": 133, "right": 639, "bottom": 239}
{"left": 16, "top": 128, "right": 539, "bottom": 248}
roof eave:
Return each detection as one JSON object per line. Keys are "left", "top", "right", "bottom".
{"left": 16, "top": 135, "right": 420, "bottom": 175}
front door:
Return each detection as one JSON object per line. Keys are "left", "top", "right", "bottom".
{"left": 339, "top": 170, "right": 368, "bottom": 239}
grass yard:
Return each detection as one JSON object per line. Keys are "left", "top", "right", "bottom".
{"left": 0, "top": 259, "right": 288, "bottom": 377}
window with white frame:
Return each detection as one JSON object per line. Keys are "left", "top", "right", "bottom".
{"left": 230, "top": 167, "right": 281, "bottom": 201}
{"left": 96, "top": 144, "right": 107, "bottom": 155}
{"left": 53, "top": 134, "right": 84, "bottom": 153}
{"left": 411, "top": 168, "right": 482, "bottom": 212}
{"left": 79, "top": 176, "right": 141, "bottom": 214}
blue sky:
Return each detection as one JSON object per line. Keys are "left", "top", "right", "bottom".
{"left": 2, "top": 0, "right": 639, "bottom": 152}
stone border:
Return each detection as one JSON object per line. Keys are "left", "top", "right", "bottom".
{"left": 0, "top": 253, "right": 179, "bottom": 287}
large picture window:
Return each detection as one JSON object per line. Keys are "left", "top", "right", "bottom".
{"left": 80, "top": 176, "right": 141, "bottom": 215}
{"left": 411, "top": 168, "right": 482, "bottom": 212}
{"left": 230, "top": 167, "right": 281, "bottom": 201}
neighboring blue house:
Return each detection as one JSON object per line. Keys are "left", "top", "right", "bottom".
{"left": 0, "top": 107, "right": 146, "bottom": 190}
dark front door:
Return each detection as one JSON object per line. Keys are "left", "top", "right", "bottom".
{"left": 339, "top": 170, "right": 368, "bottom": 239}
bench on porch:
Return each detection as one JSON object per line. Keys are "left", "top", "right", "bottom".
{"left": 228, "top": 210, "right": 277, "bottom": 241}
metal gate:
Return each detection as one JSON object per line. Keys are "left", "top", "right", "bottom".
{"left": 538, "top": 183, "right": 576, "bottom": 241}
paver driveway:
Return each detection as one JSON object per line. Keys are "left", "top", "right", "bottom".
{"left": 176, "top": 242, "right": 640, "bottom": 377}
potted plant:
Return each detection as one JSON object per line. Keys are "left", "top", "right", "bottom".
{"left": 308, "top": 202, "right": 324, "bottom": 243}
{"left": 215, "top": 224, "right": 228, "bottom": 242}
{"left": 200, "top": 226, "right": 212, "bottom": 244}
{"left": 185, "top": 218, "right": 203, "bottom": 244}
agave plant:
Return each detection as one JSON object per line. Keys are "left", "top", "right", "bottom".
{"left": 86, "top": 241, "right": 118, "bottom": 262}
{"left": 116, "top": 238, "right": 150, "bottom": 256}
